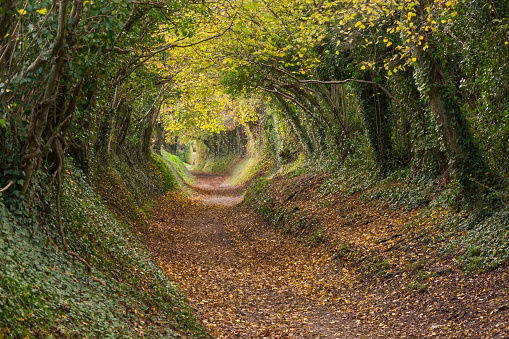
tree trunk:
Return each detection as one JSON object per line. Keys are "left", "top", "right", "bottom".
{"left": 95, "top": 108, "right": 115, "bottom": 155}
{"left": 275, "top": 95, "right": 314, "bottom": 155}
{"left": 141, "top": 105, "right": 160, "bottom": 158}
{"left": 22, "top": 0, "right": 71, "bottom": 195}
{"left": 357, "top": 72, "right": 393, "bottom": 176}
{"left": 415, "top": 52, "right": 491, "bottom": 197}
{"left": 22, "top": 54, "right": 66, "bottom": 194}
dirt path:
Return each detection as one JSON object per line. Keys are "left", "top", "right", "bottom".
{"left": 142, "top": 172, "right": 372, "bottom": 338}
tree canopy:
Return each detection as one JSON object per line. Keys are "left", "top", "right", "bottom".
{"left": 1, "top": 0, "right": 508, "bottom": 202}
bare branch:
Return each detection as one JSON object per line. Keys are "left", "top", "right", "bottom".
{"left": 114, "top": 22, "right": 233, "bottom": 86}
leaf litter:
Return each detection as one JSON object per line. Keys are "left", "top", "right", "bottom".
{"left": 140, "top": 172, "right": 509, "bottom": 338}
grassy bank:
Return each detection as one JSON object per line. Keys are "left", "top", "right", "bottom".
{"left": 160, "top": 150, "right": 195, "bottom": 187}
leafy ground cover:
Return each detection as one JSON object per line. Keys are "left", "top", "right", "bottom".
{"left": 0, "top": 156, "right": 208, "bottom": 338}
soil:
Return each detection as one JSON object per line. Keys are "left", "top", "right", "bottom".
{"left": 141, "top": 171, "right": 509, "bottom": 338}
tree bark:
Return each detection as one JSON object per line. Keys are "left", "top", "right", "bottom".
{"left": 22, "top": 0, "right": 70, "bottom": 195}
{"left": 415, "top": 46, "right": 493, "bottom": 198}
{"left": 22, "top": 54, "right": 66, "bottom": 194}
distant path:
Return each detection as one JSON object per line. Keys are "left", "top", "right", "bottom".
{"left": 190, "top": 171, "right": 244, "bottom": 206}
{"left": 142, "top": 171, "right": 371, "bottom": 338}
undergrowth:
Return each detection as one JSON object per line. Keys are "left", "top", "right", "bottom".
{"left": 427, "top": 187, "right": 509, "bottom": 272}
{"left": 244, "top": 141, "right": 509, "bottom": 273}
{"left": 193, "top": 155, "right": 241, "bottom": 174}
{"left": 0, "top": 157, "right": 208, "bottom": 338}
{"left": 230, "top": 157, "right": 272, "bottom": 185}
{"left": 244, "top": 178, "right": 322, "bottom": 239}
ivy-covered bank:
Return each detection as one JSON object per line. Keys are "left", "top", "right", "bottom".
{"left": 0, "top": 155, "right": 208, "bottom": 338}
{"left": 243, "top": 150, "right": 509, "bottom": 274}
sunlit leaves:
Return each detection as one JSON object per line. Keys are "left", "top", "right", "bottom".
{"left": 323, "top": 0, "right": 463, "bottom": 77}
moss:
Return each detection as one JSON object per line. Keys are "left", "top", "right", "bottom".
{"left": 161, "top": 150, "right": 195, "bottom": 186}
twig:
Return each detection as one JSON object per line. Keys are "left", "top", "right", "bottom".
{"left": 0, "top": 181, "right": 13, "bottom": 193}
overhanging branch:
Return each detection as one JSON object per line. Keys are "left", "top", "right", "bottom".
{"left": 258, "top": 62, "right": 396, "bottom": 101}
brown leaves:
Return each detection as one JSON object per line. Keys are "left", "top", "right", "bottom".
{"left": 141, "top": 172, "right": 509, "bottom": 338}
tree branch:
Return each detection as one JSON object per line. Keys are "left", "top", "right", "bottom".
{"left": 258, "top": 62, "right": 396, "bottom": 101}
{"left": 26, "top": 0, "right": 69, "bottom": 74}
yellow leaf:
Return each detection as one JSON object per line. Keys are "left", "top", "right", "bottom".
{"left": 36, "top": 8, "right": 47, "bottom": 15}
{"left": 355, "top": 21, "right": 362, "bottom": 27}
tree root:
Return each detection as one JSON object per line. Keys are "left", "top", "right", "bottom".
{"left": 54, "top": 139, "right": 105, "bottom": 285}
